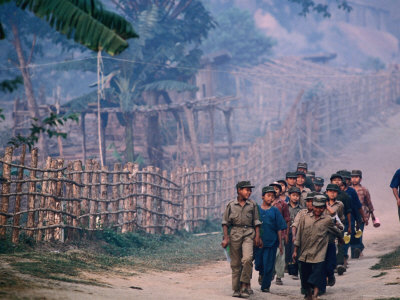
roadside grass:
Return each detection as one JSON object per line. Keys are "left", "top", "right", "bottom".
{"left": 370, "top": 246, "right": 400, "bottom": 270}
{"left": 0, "top": 220, "right": 225, "bottom": 287}
{"left": 372, "top": 272, "right": 387, "bottom": 278}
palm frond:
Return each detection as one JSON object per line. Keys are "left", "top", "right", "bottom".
{"left": 14, "top": 0, "right": 138, "bottom": 55}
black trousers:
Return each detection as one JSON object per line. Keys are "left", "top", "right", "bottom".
{"left": 299, "top": 261, "right": 325, "bottom": 291}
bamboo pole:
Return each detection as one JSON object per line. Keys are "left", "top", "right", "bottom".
{"left": 100, "top": 165, "right": 108, "bottom": 227}
{"left": 45, "top": 159, "right": 57, "bottom": 241}
{"left": 72, "top": 160, "right": 82, "bottom": 239}
{"left": 65, "top": 161, "right": 74, "bottom": 241}
{"left": 0, "top": 147, "right": 13, "bottom": 238}
{"left": 54, "top": 158, "right": 64, "bottom": 241}
{"left": 81, "top": 159, "right": 92, "bottom": 231}
{"left": 26, "top": 148, "right": 38, "bottom": 238}
{"left": 89, "top": 160, "right": 100, "bottom": 232}
{"left": 112, "top": 163, "right": 121, "bottom": 226}
{"left": 37, "top": 157, "right": 51, "bottom": 241}
{"left": 12, "top": 144, "right": 26, "bottom": 243}
{"left": 122, "top": 163, "right": 130, "bottom": 233}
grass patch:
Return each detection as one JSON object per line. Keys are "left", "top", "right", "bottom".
{"left": 375, "top": 298, "right": 400, "bottom": 300}
{"left": 372, "top": 272, "right": 387, "bottom": 278}
{"left": 371, "top": 246, "right": 400, "bottom": 270}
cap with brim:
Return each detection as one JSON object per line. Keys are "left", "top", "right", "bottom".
{"left": 326, "top": 183, "right": 340, "bottom": 192}
{"left": 296, "top": 171, "right": 306, "bottom": 177}
{"left": 297, "top": 162, "right": 308, "bottom": 170}
{"left": 313, "top": 194, "right": 327, "bottom": 207}
{"left": 337, "top": 170, "right": 351, "bottom": 180}
{"left": 288, "top": 186, "right": 301, "bottom": 194}
{"left": 305, "top": 192, "right": 316, "bottom": 200}
{"left": 262, "top": 186, "right": 276, "bottom": 196}
{"left": 351, "top": 170, "right": 362, "bottom": 178}
{"left": 236, "top": 181, "right": 255, "bottom": 189}
{"left": 277, "top": 179, "right": 288, "bottom": 187}
{"left": 330, "top": 173, "right": 343, "bottom": 181}
{"left": 307, "top": 171, "right": 315, "bottom": 178}
{"left": 286, "top": 172, "right": 298, "bottom": 179}
{"left": 314, "top": 177, "right": 324, "bottom": 186}
{"left": 269, "top": 182, "right": 282, "bottom": 192}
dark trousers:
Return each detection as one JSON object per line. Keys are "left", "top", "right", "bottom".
{"left": 320, "top": 242, "right": 337, "bottom": 294}
{"left": 299, "top": 261, "right": 325, "bottom": 292}
{"left": 343, "top": 217, "right": 356, "bottom": 258}
{"left": 352, "top": 222, "right": 365, "bottom": 255}
{"left": 259, "top": 246, "right": 277, "bottom": 290}
{"left": 285, "top": 231, "right": 299, "bottom": 276}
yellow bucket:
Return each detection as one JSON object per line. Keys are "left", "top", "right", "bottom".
{"left": 343, "top": 233, "right": 351, "bottom": 244}
{"left": 355, "top": 229, "right": 363, "bottom": 239}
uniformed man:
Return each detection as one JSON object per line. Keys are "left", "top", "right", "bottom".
{"left": 293, "top": 195, "right": 343, "bottom": 300}
{"left": 296, "top": 171, "right": 311, "bottom": 207}
{"left": 222, "top": 181, "right": 262, "bottom": 298}
{"left": 285, "top": 172, "right": 298, "bottom": 192}
{"left": 297, "top": 162, "right": 315, "bottom": 191}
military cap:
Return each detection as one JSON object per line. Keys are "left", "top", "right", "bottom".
{"left": 314, "top": 177, "right": 324, "bottom": 186}
{"left": 288, "top": 186, "right": 301, "bottom": 194}
{"left": 351, "top": 170, "right": 362, "bottom": 178}
{"left": 277, "top": 179, "right": 288, "bottom": 187}
{"left": 286, "top": 172, "right": 298, "bottom": 179}
{"left": 337, "top": 170, "right": 351, "bottom": 180}
{"left": 297, "top": 162, "right": 308, "bottom": 170}
{"left": 269, "top": 181, "right": 282, "bottom": 192}
{"left": 326, "top": 183, "right": 340, "bottom": 192}
{"left": 236, "top": 181, "right": 255, "bottom": 189}
{"left": 330, "top": 173, "right": 343, "bottom": 181}
{"left": 262, "top": 186, "right": 276, "bottom": 196}
{"left": 307, "top": 171, "right": 316, "bottom": 178}
{"left": 313, "top": 194, "right": 327, "bottom": 207}
{"left": 305, "top": 192, "right": 316, "bottom": 200}
{"left": 296, "top": 171, "right": 306, "bottom": 177}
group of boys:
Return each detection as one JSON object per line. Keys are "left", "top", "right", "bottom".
{"left": 222, "top": 162, "right": 376, "bottom": 299}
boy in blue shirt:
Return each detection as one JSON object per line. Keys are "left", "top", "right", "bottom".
{"left": 257, "top": 186, "right": 287, "bottom": 292}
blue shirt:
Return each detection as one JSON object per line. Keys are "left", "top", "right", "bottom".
{"left": 259, "top": 205, "right": 287, "bottom": 248}
{"left": 390, "top": 169, "right": 400, "bottom": 195}
{"left": 346, "top": 187, "right": 362, "bottom": 221}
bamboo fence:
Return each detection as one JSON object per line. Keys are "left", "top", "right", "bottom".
{"left": 1, "top": 69, "right": 400, "bottom": 243}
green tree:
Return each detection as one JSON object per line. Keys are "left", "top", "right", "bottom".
{"left": 202, "top": 7, "right": 275, "bottom": 67}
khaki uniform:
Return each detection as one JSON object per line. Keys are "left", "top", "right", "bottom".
{"left": 299, "top": 187, "right": 311, "bottom": 207}
{"left": 294, "top": 212, "right": 342, "bottom": 263}
{"left": 222, "top": 198, "right": 261, "bottom": 291}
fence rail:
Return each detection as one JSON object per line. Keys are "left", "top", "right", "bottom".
{"left": 1, "top": 69, "right": 400, "bottom": 242}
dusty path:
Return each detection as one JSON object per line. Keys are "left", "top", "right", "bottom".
{"left": 6, "top": 109, "right": 400, "bottom": 299}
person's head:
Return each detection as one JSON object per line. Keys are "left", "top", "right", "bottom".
{"left": 305, "top": 193, "right": 315, "bottom": 211}
{"left": 312, "top": 195, "right": 327, "bottom": 217}
{"left": 351, "top": 170, "right": 362, "bottom": 185}
{"left": 326, "top": 184, "right": 339, "bottom": 201}
{"left": 277, "top": 179, "right": 288, "bottom": 194}
{"left": 286, "top": 172, "right": 297, "bottom": 187}
{"left": 296, "top": 171, "right": 306, "bottom": 186}
{"left": 337, "top": 170, "right": 351, "bottom": 187}
{"left": 262, "top": 186, "right": 276, "bottom": 205}
{"left": 297, "top": 162, "right": 308, "bottom": 173}
{"left": 236, "top": 181, "right": 255, "bottom": 200}
{"left": 307, "top": 171, "right": 316, "bottom": 182}
{"left": 330, "top": 173, "right": 343, "bottom": 186}
{"left": 314, "top": 177, "right": 324, "bottom": 192}
{"left": 269, "top": 182, "right": 282, "bottom": 197}
{"left": 288, "top": 186, "right": 301, "bottom": 204}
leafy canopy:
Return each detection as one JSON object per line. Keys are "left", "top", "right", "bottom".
{"left": 288, "top": 0, "right": 352, "bottom": 18}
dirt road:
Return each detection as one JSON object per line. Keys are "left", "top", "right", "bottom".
{"left": 7, "top": 109, "right": 400, "bottom": 299}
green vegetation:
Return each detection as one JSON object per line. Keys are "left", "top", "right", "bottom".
{"left": 371, "top": 246, "right": 400, "bottom": 270}
{"left": 0, "top": 223, "right": 224, "bottom": 290}
{"left": 372, "top": 272, "right": 387, "bottom": 278}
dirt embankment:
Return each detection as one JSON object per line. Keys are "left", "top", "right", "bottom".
{"left": 2, "top": 108, "right": 400, "bottom": 300}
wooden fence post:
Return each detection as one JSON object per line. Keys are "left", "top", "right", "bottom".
{"left": 154, "top": 167, "right": 162, "bottom": 234}
{"left": 12, "top": 144, "right": 26, "bottom": 243}
{"left": 0, "top": 146, "right": 13, "bottom": 239}
{"left": 89, "top": 160, "right": 100, "bottom": 233}
{"left": 27, "top": 148, "right": 38, "bottom": 238}
{"left": 81, "top": 159, "right": 92, "bottom": 233}
{"left": 112, "top": 163, "right": 121, "bottom": 226}
{"left": 37, "top": 157, "right": 51, "bottom": 241}
{"left": 54, "top": 158, "right": 64, "bottom": 241}
{"left": 72, "top": 160, "right": 82, "bottom": 239}
{"left": 45, "top": 159, "right": 57, "bottom": 241}
{"left": 65, "top": 161, "right": 74, "bottom": 241}
{"left": 100, "top": 165, "right": 108, "bottom": 227}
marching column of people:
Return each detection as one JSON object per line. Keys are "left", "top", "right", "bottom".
{"left": 222, "top": 162, "right": 380, "bottom": 299}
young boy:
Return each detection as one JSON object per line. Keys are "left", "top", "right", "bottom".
{"left": 286, "top": 172, "right": 298, "bottom": 191}
{"left": 286, "top": 187, "right": 303, "bottom": 279}
{"left": 270, "top": 182, "right": 290, "bottom": 285}
{"left": 314, "top": 177, "right": 324, "bottom": 193}
{"left": 351, "top": 170, "right": 376, "bottom": 256}
{"left": 296, "top": 171, "right": 311, "bottom": 206}
{"left": 257, "top": 186, "right": 287, "bottom": 293}
{"left": 293, "top": 195, "right": 343, "bottom": 300}
{"left": 222, "top": 181, "right": 262, "bottom": 298}
{"left": 277, "top": 179, "right": 290, "bottom": 203}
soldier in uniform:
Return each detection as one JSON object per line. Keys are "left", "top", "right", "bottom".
{"left": 297, "top": 162, "right": 315, "bottom": 191}
{"left": 293, "top": 195, "right": 343, "bottom": 300}
{"left": 222, "top": 181, "right": 262, "bottom": 298}
{"left": 286, "top": 172, "right": 298, "bottom": 192}
{"left": 296, "top": 171, "right": 312, "bottom": 207}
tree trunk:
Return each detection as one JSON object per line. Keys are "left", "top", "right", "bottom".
{"left": 124, "top": 112, "right": 135, "bottom": 162}
{"left": 12, "top": 24, "right": 48, "bottom": 158}
{"left": 146, "top": 92, "right": 162, "bottom": 167}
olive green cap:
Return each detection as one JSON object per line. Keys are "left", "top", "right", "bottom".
{"left": 262, "top": 186, "right": 276, "bottom": 196}
{"left": 351, "top": 170, "right": 362, "bottom": 178}
{"left": 288, "top": 186, "right": 301, "bottom": 194}
{"left": 314, "top": 177, "right": 324, "bottom": 186}
{"left": 313, "top": 194, "right": 327, "bottom": 207}
{"left": 326, "top": 183, "right": 340, "bottom": 192}
{"left": 286, "top": 172, "right": 298, "bottom": 179}
{"left": 236, "top": 181, "right": 255, "bottom": 189}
